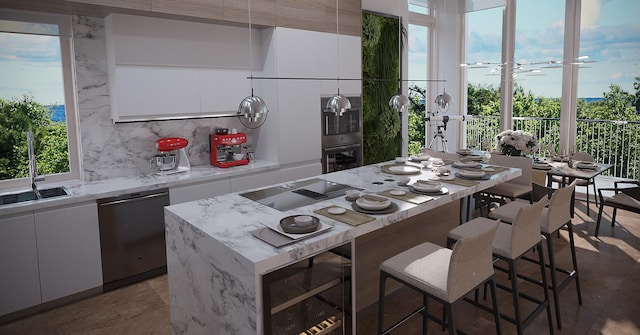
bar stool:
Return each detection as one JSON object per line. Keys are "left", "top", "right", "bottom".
{"left": 489, "top": 181, "right": 581, "bottom": 330}
{"left": 377, "top": 221, "right": 500, "bottom": 335}
{"left": 447, "top": 199, "right": 554, "bottom": 335}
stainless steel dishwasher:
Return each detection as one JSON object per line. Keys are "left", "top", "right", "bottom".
{"left": 97, "top": 189, "right": 170, "bottom": 291}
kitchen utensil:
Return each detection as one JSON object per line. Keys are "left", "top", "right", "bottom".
{"left": 151, "top": 137, "right": 190, "bottom": 174}
{"left": 156, "top": 137, "right": 188, "bottom": 151}
{"left": 149, "top": 153, "right": 177, "bottom": 171}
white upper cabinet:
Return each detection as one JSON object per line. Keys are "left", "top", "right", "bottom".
{"left": 105, "top": 14, "right": 263, "bottom": 122}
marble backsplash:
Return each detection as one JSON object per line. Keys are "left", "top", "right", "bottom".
{"left": 72, "top": 16, "right": 265, "bottom": 181}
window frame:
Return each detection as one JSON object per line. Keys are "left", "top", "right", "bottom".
{"left": 0, "top": 9, "right": 81, "bottom": 190}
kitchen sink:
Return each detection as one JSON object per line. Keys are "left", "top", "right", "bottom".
{"left": 0, "top": 186, "right": 70, "bottom": 206}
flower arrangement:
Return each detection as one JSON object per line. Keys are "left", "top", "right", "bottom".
{"left": 495, "top": 130, "right": 539, "bottom": 156}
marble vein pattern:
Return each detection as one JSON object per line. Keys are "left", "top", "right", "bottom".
{"left": 164, "top": 161, "right": 521, "bottom": 334}
{"left": 72, "top": 16, "right": 269, "bottom": 182}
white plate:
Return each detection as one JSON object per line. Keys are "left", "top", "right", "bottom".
{"left": 458, "top": 169, "right": 486, "bottom": 178}
{"left": 453, "top": 161, "right": 478, "bottom": 168}
{"left": 434, "top": 175, "right": 455, "bottom": 181}
{"left": 356, "top": 196, "right": 391, "bottom": 210}
{"left": 482, "top": 167, "right": 495, "bottom": 172}
{"left": 388, "top": 165, "right": 422, "bottom": 174}
{"left": 327, "top": 206, "right": 347, "bottom": 215}
{"left": 412, "top": 181, "right": 442, "bottom": 192}
{"left": 456, "top": 149, "right": 473, "bottom": 155}
{"left": 389, "top": 190, "right": 406, "bottom": 196}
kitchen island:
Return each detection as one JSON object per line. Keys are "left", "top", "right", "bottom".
{"left": 164, "top": 160, "right": 521, "bottom": 334}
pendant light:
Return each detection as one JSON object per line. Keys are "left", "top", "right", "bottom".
{"left": 389, "top": 3, "right": 409, "bottom": 114}
{"left": 237, "top": 0, "right": 268, "bottom": 125}
{"left": 326, "top": 0, "right": 351, "bottom": 117}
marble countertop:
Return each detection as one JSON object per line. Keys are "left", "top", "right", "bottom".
{"left": 164, "top": 160, "right": 521, "bottom": 276}
{"left": 0, "top": 160, "right": 279, "bottom": 216}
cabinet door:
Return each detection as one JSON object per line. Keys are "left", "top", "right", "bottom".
{"left": 169, "top": 179, "right": 231, "bottom": 205}
{"left": 0, "top": 213, "right": 41, "bottom": 316}
{"left": 34, "top": 203, "right": 103, "bottom": 302}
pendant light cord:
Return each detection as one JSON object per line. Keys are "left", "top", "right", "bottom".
{"left": 336, "top": 0, "right": 340, "bottom": 94}
{"left": 248, "top": 0, "right": 254, "bottom": 96}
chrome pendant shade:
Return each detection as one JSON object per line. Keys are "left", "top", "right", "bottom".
{"left": 389, "top": 93, "right": 409, "bottom": 114}
{"left": 238, "top": 95, "right": 269, "bottom": 122}
{"left": 434, "top": 90, "right": 452, "bottom": 113}
{"left": 326, "top": 93, "right": 351, "bottom": 116}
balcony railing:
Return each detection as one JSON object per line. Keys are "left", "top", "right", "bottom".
{"left": 466, "top": 116, "right": 640, "bottom": 180}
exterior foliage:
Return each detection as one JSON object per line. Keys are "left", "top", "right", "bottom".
{"left": 0, "top": 95, "right": 69, "bottom": 180}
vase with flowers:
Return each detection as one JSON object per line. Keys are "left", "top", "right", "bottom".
{"left": 495, "top": 130, "right": 539, "bottom": 156}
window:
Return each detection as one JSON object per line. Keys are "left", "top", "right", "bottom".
{"left": 464, "top": 6, "right": 503, "bottom": 116}
{"left": 407, "top": 23, "right": 430, "bottom": 154}
{"left": 514, "top": 0, "right": 565, "bottom": 103}
{"left": 0, "top": 10, "right": 80, "bottom": 189}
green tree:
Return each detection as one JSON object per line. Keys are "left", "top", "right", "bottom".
{"left": 407, "top": 85, "right": 426, "bottom": 155}
{"left": 0, "top": 95, "right": 68, "bottom": 180}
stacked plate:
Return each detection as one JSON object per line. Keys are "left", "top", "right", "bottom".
{"left": 410, "top": 153, "right": 432, "bottom": 161}
{"left": 355, "top": 195, "right": 391, "bottom": 210}
{"left": 456, "top": 149, "right": 473, "bottom": 155}
{"left": 452, "top": 160, "right": 480, "bottom": 169}
{"left": 576, "top": 161, "right": 598, "bottom": 170}
{"left": 456, "top": 169, "right": 488, "bottom": 179}
{"left": 411, "top": 180, "right": 444, "bottom": 194}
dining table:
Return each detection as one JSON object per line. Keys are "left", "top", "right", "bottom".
{"left": 533, "top": 158, "right": 613, "bottom": 216}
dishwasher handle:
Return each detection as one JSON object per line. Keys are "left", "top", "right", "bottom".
{"left": 98, "top": 191, "right": 169, "bottom": 207}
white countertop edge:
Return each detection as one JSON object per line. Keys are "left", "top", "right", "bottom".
{"left": 0, "top": 160, "right": 280, "bottom": 216}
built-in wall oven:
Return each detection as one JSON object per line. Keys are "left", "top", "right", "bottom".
{"left": 321, "top": 96, "right": 363, "bottom": 174}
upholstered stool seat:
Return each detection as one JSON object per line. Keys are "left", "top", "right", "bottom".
{"left": 378, "top": 222, "right": 501, "bottom": 335}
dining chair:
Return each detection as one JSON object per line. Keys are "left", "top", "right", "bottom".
{"left": 377, "top": 221, "right": 501, "bottom": 335}
{"left": 447, "top": 199, "right": 554, "bottom": 335}
{"left": 595, "top": 183, "right": 640, "bottom": 237}
{"left": 488, "top": 181, "right": 581, "bottom": 330}
{"left": 551, "top": 151, "right": 598, "bottom": 215}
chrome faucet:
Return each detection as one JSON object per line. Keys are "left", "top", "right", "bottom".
{"left": 27, "top": 131, "right": 45, "bottom": 198}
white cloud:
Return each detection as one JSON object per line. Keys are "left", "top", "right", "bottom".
{"left": 610, "top": 71, "right": 622, "bottom": 79}
{"left": 581, "top": 0, "right": 603, "bottom": 30}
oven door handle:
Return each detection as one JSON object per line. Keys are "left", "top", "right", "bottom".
{"left": 323, "top": 144, "right": 361, "bottom": 152}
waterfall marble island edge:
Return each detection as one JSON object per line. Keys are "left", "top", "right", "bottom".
{"left": 164, "top": 161, "right": 521, "bottom": 335}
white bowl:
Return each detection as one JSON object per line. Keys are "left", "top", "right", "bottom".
{"left": 345, "top": 189, "right": 361, "bottom": 201}
{"left": 395, "top": 156, "right": 407, "bottom": 164}
{"left": 356, "top": 196, "right": 391, "bottom": 210}
{"left": 413, "top": 180, "right": 442, "bottom": 192}
{"left": 397, "top": 177, "right": 411, "bottom": 186}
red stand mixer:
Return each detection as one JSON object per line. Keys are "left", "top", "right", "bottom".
{"left": 210, "top": 132, "right": 250, "bottom": 168}
{"left": 150, "top": 137, "right": 191, "bottom": 174}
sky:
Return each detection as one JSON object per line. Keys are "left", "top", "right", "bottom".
{"left": 409, "top": 0, "right": 640, "bottom": 99}
{"left": 0, "top": 20, "right": 65, "bottom": 105}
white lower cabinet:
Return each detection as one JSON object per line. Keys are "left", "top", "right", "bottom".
{"left": 169, "top": 179, "right": 231, "bottom": 205}
{"left": 34, "top": 202, "right": 103, "bottom": 302}
{"left": 0, "top": 213, "right": 41, "bottom": 316}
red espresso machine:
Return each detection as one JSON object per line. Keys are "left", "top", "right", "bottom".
{"left": 210, "top": 132, "right": 250, "bottom": 168}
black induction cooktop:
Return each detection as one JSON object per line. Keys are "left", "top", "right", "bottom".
{"left": 239, "top": 178, "right": 357, "bottom": 211}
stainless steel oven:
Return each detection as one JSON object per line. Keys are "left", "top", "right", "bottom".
{"left": 321, "top": 96, "right": 362, "bottom": 174}
{"left": 322, "top": 144, "right": 362, "bottom": 174}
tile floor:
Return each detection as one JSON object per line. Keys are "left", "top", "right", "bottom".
{"left": 1, "top": 200, "right": 638, "bottom": 335}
